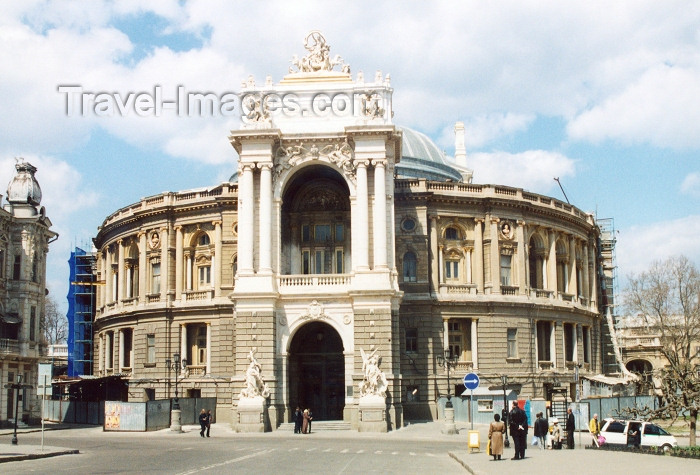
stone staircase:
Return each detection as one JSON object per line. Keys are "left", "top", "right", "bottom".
{"left": 277, "top": 420, "right": 352, "bottom": 432}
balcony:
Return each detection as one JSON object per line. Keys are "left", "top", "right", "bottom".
{"left": 184, "top": 290, "right": 213, "bottom": 301}
{"left": 538, "top": 360, "right": 554, "bottom": 370}
{"left": 438, "top": 283, "right": 477, "bottom": 298}
{"left": 186, "top": 365, "right": 206, "bottom": 377}
{"left": 277, "top": 274, "right": 351, "bottom": 295}
{"left": 501, "top": 285, "right": 519, "bottom": 296}
{"left": 0, "top": 338, "right": 19, "bottom": 355}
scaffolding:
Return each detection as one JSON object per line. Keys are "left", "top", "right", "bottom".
{"left": 596, "top": 218, "right": 620, "bottom": 375}
{"left": 66, "top": 247, "right": 97, "bottom": 377}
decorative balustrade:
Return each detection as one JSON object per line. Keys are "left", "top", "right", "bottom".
{"left": 185, "top": 290, "right": 212, "bottom": 301}
{"left": 147, "top": 294, "right": 161, "bottom": 304}
{"left": 278, "top": 274, "right": 351, "bottom": 287}
{"left": 187, "top": 365, "right": 206, "bottom": 376}
{"left": 0, "top": 339, "right": 20, "bottom": 355}
{"left": 501, "top": 285, "right": 518, "bottom": 296}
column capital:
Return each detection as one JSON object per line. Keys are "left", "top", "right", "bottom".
{"left": 516, "top": 219, "right": 526, "bottom": 226}
{"left": 473, "top": 218, "right": 484, "bottom": 225}
{"left": 137, "top": 230, "right": 147, "bottom": 238}
{"left": 212, "top": 220, "right": 222, "bottom": 227}
{"left": 257, "top": 162, "right": 273, "bottom": 171}
{"left": 355, "top": 159, "right": 370, "bottom": 168}
{"left": 429, "top": 214, "right": 439, "bottom": 222}
{"left": 490, "top": 217, "right": 500, "bottom": 224}
{"left": 174, "top": 225, "right": 183, "bottom": 232}
{"left": 371, "top": 158, "right": 387, "bottom": 167}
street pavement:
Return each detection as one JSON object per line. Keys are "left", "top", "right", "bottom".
{"left": 1, "top": 420, "right": 696, "bottom": 474}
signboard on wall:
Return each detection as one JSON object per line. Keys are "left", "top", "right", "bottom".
{"left": 37, "top": 363, "right": 52, "bottom": 397}
{"left": 104, "top": 401, "right": 146, "bottom": 431}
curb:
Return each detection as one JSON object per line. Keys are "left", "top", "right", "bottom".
{"left": 0, "top": 449, "right": 80, "bottom": 464}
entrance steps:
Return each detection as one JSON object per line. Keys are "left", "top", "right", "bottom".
{"left": 277, "top": 420, "right": 352, "bottom": 432}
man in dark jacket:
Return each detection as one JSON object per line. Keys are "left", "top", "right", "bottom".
{"left": 566, "top": 408, "right": 575, "bottom": 449}
{"left": 293, "top": 406, "right": 302, "bottom": 434}
{"left": 533, "top": 412, "right": 549, "bottom": 449}
{"left": 198, "top": 409, "right": 208, "bottom": 438}
{"left": 509, "top": 401, "right": 528, "bottom": 459}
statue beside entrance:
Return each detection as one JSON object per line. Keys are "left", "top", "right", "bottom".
{"left": 358, "top": 348, "right": 389, "bottom": 432}
{"left": 235, "top": 348, "right": 270, "bottom": 432}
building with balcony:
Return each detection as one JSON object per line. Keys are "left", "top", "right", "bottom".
{"left": 0, "top": 159, "right": 56, "bottom": 426}
{"left": 91, "top": 32, "right": 607, "bottom": 429}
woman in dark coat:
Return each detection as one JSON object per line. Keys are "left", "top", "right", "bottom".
{"left": 488, "top": 413, "right": 505, "bottom": 460}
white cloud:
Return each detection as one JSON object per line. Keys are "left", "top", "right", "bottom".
{"left": 567, "top": 64, "right": 700, "bottom": 148}
{"left": 469, "top": 150, "right": 576, "bottom": 194}
{"left": 680, "top": 172, "right": 700, "bottom": 198}
{"left": 617, "top": 215, "right": 700, "bottom": 278}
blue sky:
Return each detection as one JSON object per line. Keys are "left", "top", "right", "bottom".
{"left": 1, "top": 1, "right": 699, "bottom": 312}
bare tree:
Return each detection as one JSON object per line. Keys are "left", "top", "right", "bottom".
{"left": 621, "top": 255, "right": 700, "bottom": 446}
{"left": 41, "top": 295, "right": 67, "bottom": 345}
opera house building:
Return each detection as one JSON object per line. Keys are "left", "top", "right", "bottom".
{"left": 92, "top": 33, "right": 605, "bottom": 430}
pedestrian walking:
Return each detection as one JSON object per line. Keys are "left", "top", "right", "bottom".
{"left": 307, "top": 408, "right": 313, "bottom": 433}
{"left": 206, "top": 409, "right": 212, "bottom": 437}
{"left": 533, "top": 412, "right": 549, "bottom": 450}
{"left": 302, "top": 408, "right": 311, "bottom": 434}
{"left": 198, "top": 408, "right": 208, "bottom": 438}
{"left": 488, "top": 413, "right": 505, "bottom": 461}
{"left": 566, "top": 408, "right": 575, "bottom": 449}
{"left": 589, "top": 413, "right": 600, "bottom": 446}
{"left": 293, "top": 406, "right": 302, "bottom": 434}
{"left": 509, "top": 401, "right": 528, "bottom": 460}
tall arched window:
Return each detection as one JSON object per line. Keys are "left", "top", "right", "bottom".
{"left": 444, "top": 226, "right": 460, "bottom": 240}
{"left": 402, "top": 251, "right": 417, "bottom": 282}
{"left": 528, "top": 235, "right": 544, "bottom": 289}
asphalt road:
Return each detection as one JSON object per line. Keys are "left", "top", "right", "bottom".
{"left": 1, "top": 427, "right": 467, "bottom": 475}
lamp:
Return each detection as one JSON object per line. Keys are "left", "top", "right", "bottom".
{"left": 437, "top": 347, "right": 459, "bottom": 435}
{"left": 500, "top": 375, "right": 510, "bottom": 448}
{"left": 165, "top": 353, "right": 187, "bottom": 432}
{"left": 3, "top": 374, "right": 28, "bottom": 445}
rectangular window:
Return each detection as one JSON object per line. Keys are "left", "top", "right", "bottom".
{"left": 564, "top": 323, "right": 576, "bottom": 361}
{"left": 335, "top": 223, "right": 344, "bottom": 241}
{"left": 302, "top": 250, "right": 310, "bottom": 274}
{"left": 198, "top": 266, "right": 211, "bottom": 285}
{"left": 406, "top": 328, "right": 418, "bottom": 353}
{"left": 13, "top": 254, "right": 20, "bottom": 280}
{"left": 537, "top": 321, "right": 552, "bottom": 361}
{"left": 448, "top": 321, "right": 467, "bottom": 360}
{"left": 151, "top": 262, "right": 161, "bottom": 294}
{"left": 335, "top": 249, "right": 344, "bottom": 274}
{"left": 315, "top": 224, "right": 331, "bottom": 242}
{"left": 301, "top": 225, "right": 311, "bottom": 243}
{"left": 507, "top": 328, "right": 517, "bottom": 358}
{"left": 500, "top": 254, "right": 512, "bottom": 286}
{"left": 445, "top": 261, "right": 459, "bottom": 280}
{"left": 478, "top": 399, "right": 494, "bottom": 412}
{"left": 314, "top": 250, "right": 324, "bottom": 274}
{"left": 30, "top": 307, "right": 36, "bottom": 342}
{"left": 147, "top": 334, "right": 156, "bottom": 364}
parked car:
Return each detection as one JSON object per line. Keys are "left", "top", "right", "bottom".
{"left": 599, "top": 418, "right": 678, "bottom": 451}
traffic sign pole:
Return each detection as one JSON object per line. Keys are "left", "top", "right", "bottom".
{"left": 463, "top": 373, "right": 480, "bottom": 430}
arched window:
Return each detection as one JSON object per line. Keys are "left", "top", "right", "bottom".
{"left": 528, "top": 235, "right": 544, "bottom": 289}
{"left": 198, "top": 233, "right": 211, "bottom": 246}
{"left": 403, "top": 251, "right": 417, "bottom": 282}
{"left": 444, "top": 227, "right": 460, "bottom": 240}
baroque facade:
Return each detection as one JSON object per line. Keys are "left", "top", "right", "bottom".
{"left": 0, "top": 160, "right": 56, "bottom": 426}
{"left": 92, "top": 32, "right": 606, "bottom": 430}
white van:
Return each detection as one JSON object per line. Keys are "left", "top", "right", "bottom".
{"left": 599, "top": 418, "right": 678, "bottom": 451}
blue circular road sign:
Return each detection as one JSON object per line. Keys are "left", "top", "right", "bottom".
{"left": 463, "top": 372, "right": 480, "bottom": 390}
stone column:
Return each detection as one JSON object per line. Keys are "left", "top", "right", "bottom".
{"left": 180, "top": 324, "right": 187, "bottom": 370}
{"left": 119, "top": 330, "right": 125, "bottom": 371}
{"left": 175, "top": 226, "right": 183, "bottom": 300}
{"left": 238, "top": 164, "right": 255, "bottom": 273}
{"left": 117, "top": 240, "right": 125, "bottom": 303}
{"left": 214, "top": 221, "right": 223, "bottom": 296}
{"left": 104, "top": 248, "right": 112, "bottom": 305}
{"left": 355, "top": 160, "right": 369, "bottom": 270}
{"left": 490, "top": 218, "right": 500, "bottom": 294}
{"left": 548, "top": 230, "right": 557, "bottom": 294}
{"left": 372, "top": 160, "right": 387, "bottom": 269}
{"left": 206, "top": 322, "right": 211, "bottom": 375}
{"left": 551, "top": 322, "right": 557, "bottom": 369}
{"left": 582, "top": 243, "right": 590, "bottom": 304}
{"left": 471, "top": 319, "right": 478, "bottom": 369}
{"left": 258, "top": 164, "right": 272, "bottom": 274}
{"left": 138, "top": 232, "right": 147, "bottom": 304}
{"left": 466, "top": 249, "right": 472, "bottom": 284}
{"left": 160, "top": 227, "right": 169, "bottom": 302}
{"left": 474, "top": 219, "right": 484, "bottom": 293}
{"left": 438, "top": 245, "right": 444, "bottom": 285}
{"left": 516, "top": 221, "right": 526, "bottom": 294}
{"left": 569, "top": 236, "right": 578, "bottom": 296}
{"left": 429, "top": 215, "right": 439, "bottom": 295}
{"left": 105, "top": 332, "right": 112, "bottom": 370}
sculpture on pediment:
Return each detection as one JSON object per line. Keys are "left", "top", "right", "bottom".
{"left": 241, "top": 93, "right": 271, "bottom": 127}
{"left": 360, "top": 92, "right": 385, "bottom": 120}
{"left": 274, "top": 140, "right": 356, "bottom": 183}
{"left": 239, "top": 348, "right": 271, "bottom": 399}
{"left": 359, "top": 347, "right": 388, "bottom": 398}
{"left": 289, "top": 31, "right": 350, "bottom": 74}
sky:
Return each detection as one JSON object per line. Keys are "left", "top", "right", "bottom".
{"left": 1, "top": 0, "right": 699, "bottom": 313}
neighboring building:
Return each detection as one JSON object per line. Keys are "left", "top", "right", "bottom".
{"left": 92, "top": 33, "right": 607, "bottom": 429}
{"left": 0, "top": 159, "right": 56, "bottom": 426}
{"left": 66, "top": 247, "right": 97, "bottom": 377}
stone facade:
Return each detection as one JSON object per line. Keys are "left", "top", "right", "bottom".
{"left": 0, "top": 160, "right": 56, "bottom": 426}
{"left": 92, "top": 32, "right": 605, "bottom": 430}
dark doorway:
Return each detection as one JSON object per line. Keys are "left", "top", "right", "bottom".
{"left": 289, "top": 321, "right": 345, "bottom": 421}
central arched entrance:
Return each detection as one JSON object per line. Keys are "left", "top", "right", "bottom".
{"left": 289, "top": 321, "right": 345, "bottom": 421}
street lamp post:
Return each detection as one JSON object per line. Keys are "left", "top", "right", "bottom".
{"left": 4, "top": 374, "right": 28, "bottom": 445}
{"left": 165, "top": 353, "right": 187, "bottom": 432}
{"left": 500, "top": 375, "right": 510, "bottom": 448}
{"left": 437, "top": 348, "right": 459, "bottom": 435}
